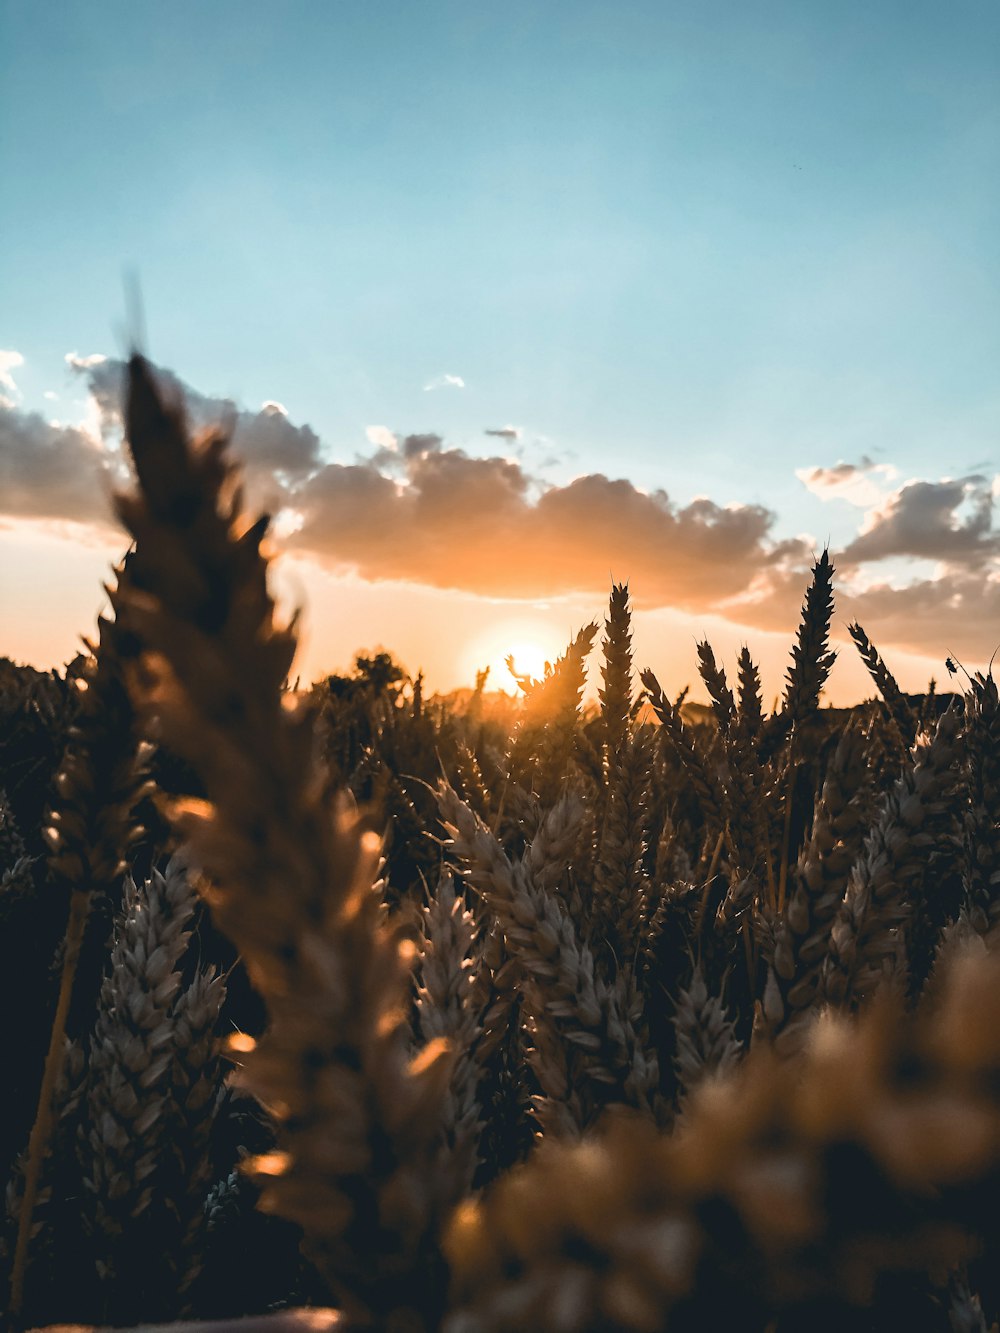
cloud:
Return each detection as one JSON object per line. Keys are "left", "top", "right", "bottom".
{"left": 2, "top": 357, "right": 329, "bottom": 530}
{"left": 400, "top": 432, "right": 442, "bottom": 460}
{"left": 423, "top": 373, "right": 465, "bottom": 391}
{"left": 485, "top": 425, "right": 522, "bottom": 441}
{"left": 796, "top": 455, "right": 898, "bottom": 508}
{"left": 0, "top": 350, "right": 25, "bottom": 400}
{"left": 703, "top": 469, "right": 1000, "bottom": 659}
{"left": 839, "top": 475, "right": 998, "bottom": 568}
{"left": 365, "top": 425, "right": 397, "bottom": 451}
{"left": 64, "top": 351, "right": 107, "bottom": 371}
{"left": 836, "top": 571, "right": 1000, "bottom": 662}
{"left": 363, "top": 425, "right": 400, "bottom": 470}
{"left": 70, "top": 357, "right": 325, "bottom": 506}
{"left": 0, "top": 401, "right": 118, "bottom": 525}
{"left": 287, "top": 440, "right": 809, "bottom": 609}
{"left": 695, "top": 548, "right": 1000, "bottom": 663}
{"left": 780, "top": 459, "right": 1000, "bottom": 655}
{"left": 7, "top": 353, "right": 992, "bottom": 664}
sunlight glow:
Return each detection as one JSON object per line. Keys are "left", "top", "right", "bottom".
{"left": 506, "top": 639, "right": 554, "bottom": 685}
{"left": 461, "top": 620, "right": 566, "bottom": 692}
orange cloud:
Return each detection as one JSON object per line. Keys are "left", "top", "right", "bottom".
{"left": 4, "top": 359, "right": 996, "bottom": 668}
{"left": 287, "top": 445, "right": 810, "bottom": 610}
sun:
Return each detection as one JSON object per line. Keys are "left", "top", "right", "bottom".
{"left": 505, "top": 638, "right": 553, "bottom": 685}
{"left": 461, "top": 620, "right": 563, "bottom": 693}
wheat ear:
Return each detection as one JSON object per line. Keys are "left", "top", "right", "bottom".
{"left": 114, "top": 354, "right": 454, "bottom": 1328}
{"left": 440, "top": 784, "right": 657, "bottom": 1133}
{"left": 962, "top": 672, "right": 1000, "bottom": 935}
{"left": 415, "top": 869, "right": 484, "bottom": 1207}
{"left": 781, "top": 549, "right": 837, "bottom": 733}
{"left": 823, "top": 705, "right": 963, "bottom": 1007}
{"left": 8, "top": 598, "right": 147, "bottom": 1318}
{"left": 848, "top": 620, "right": 917, "bottom": 745}
{"left": 446, "top": 948, "right": 1000, "bottom": 1333}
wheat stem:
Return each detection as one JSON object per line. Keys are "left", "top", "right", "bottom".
{"left": 9, "top": 887, "right": 88, "bottom": 1317}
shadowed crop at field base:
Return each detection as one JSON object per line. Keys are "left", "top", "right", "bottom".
{"left": 2, "top": 358, "right": 1000, "bottom": 1332}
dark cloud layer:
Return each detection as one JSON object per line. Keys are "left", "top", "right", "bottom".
{"left": 80, "top": 359, "right": 324, "bottom": 498}
{"left": 840, "top": 476, "right": 997, "bottom": 567}
{"left": 2, "top": 357, "right": 328, "bottom": 528}
{"left": 0, "top": 404, "right": 118, "bottom": 525}
{"left": 4, "top": 358, "right": 808, "bottom": 612}
{"left": 841, "top": 573, "right": 1000, "bottom": 662}
{"left": 780, "top": 457, "right": 999, "bottom": 660}
{"left": 725, "top": 560, "right": 1000, "bottom": 663}
{"left": 3, "top": 364, "right": 997, "bottom": 660}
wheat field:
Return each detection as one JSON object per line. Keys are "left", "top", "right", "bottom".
{"left": 2, "top": 357, "right": 999, "bottom": 1332}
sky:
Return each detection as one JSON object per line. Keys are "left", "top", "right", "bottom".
{"left": 1, "top": 1, "right": 998, "bottom": 704}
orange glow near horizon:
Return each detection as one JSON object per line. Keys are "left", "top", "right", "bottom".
{"left": 0, "top": 520, "right": 964, "bottom": 709}
{"left": 460, "top": 618, "right": 570, "bottom": 694}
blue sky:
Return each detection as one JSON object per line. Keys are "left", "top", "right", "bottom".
{"left": 2, "top": 1, "right": 998, "bottom": 697}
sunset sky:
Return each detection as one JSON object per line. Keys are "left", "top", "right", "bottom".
{"left": 2, "top": 1, "right": 998, "bottom": 704}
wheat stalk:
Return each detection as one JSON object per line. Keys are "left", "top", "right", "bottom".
{"left": 848, "top": 620, "right": 917, "bottom": 747}
{"left": 415, "top": 869, "right": 485, "bottom": 1208}
{"left": 446, "top": 947, "right": 1000, "bottom": 1333}
{"left": 440, "top": 783, "right": 658, "bottom": 1134}
{"left": 962, "top": 672, "right": 1000, "bottom": 935}
{"left": 114, "top": 354, "right": 454, "bottom": 1328}
{"left": 823, "top": 705, "right": 964, "bottom": 1007}
{"left": 8, "top": 596, "right": 148, "bottom": 1318}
